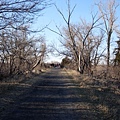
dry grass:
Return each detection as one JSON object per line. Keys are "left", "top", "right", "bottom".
{"left": 0, "top": 68, "right": 50, "bottom": 115}
{"left": 65, "top": 68, "right": 120, "bottom": 119}
{"left": 0, "top": 68, "right": 49, "bottom": 95}
{"left": 92, "top": 65, "right": 120, "bottom": 79}
{"left": 66, "top": 68, "right": 120, "bottom": 94}
{"left": 0, "top": 68, "right": 119, "bottom": 119}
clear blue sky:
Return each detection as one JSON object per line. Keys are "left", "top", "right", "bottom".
{"left": 31, "top": 0, "right": 120, "bottom": 63}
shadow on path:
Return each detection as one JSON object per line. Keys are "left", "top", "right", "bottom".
{"left": 1, "top": 69, "right": 120, "bottom": 120}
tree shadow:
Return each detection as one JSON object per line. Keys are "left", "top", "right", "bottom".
{"left": 1, "top": 69, "right": 120, "bottom": 120}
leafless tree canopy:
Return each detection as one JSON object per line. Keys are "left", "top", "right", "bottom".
{"left": 0, "top": 0, "right": 48, "bottom": 79}
{"left": 50, "top": 0, "right": 104, "bottom": 74}
{"left": 0, "top": 27, "right": 47, "bottom": 78}
{"left": 96, "top": 0, "right": 119, "bottom": 69}
{"left": 0, "top": 0, "right": 120, "bottom": 79}
{"left": 49, "top": 0, "right": 119, "bottom": 77}
{"left": 0, "top": 0, "right": 47, "bottom": 30}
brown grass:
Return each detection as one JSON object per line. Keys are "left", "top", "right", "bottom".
{"left": 65, "top": 68, "right": 120, "bottom": 119}
{"left": 0, "top": 68, "right": 49, "bottom": 95}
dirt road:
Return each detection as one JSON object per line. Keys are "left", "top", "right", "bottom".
{"left": 0, "top": 68, "right": 119, "bottom": 120}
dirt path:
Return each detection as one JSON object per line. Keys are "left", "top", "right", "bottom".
{"left": 0, "top": 68, "right": 119, "bottom": 120}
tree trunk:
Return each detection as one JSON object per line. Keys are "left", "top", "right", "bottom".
{"left": 107, "top": 29, "right": 112, "bottom": 71}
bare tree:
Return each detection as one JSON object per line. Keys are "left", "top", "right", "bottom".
{"left": 91, "top": 31, "right": 106, "bottom": 67}
{"left": 0, "top": 27, "right": 47, "bottom": 79}
{"left": 48, "top": 0, "right": 104, "bottom": 75}
{"left": 32, "top": 37, "right": 47, "bottom": 71}
{"left": 0, "top": 0, "right": 49, "bottom": 79}
{"left": 62, "top": 17, "right": 104, "bottom": 74}
{"left": 0, "top": 0, "right": 48, "bottom": 31}
{"left": 97, "top": 0, "right": 119, "bottom": 70}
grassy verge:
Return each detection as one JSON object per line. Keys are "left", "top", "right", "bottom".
{"left": 65, "top": 68, "right": 120, "bottom": 120}
{"left": 0, "top": 69, "right": 50, "bottom": 115}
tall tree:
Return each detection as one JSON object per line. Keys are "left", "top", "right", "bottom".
{"left": 97, "top": 0, "right": 119, "bottom": 69}
{"left": 48, "top": 0, "right": 103, "bottom": 74}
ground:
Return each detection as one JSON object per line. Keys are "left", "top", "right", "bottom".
{"left": 0, "top": 68, "right": 120, "bottom": 120}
